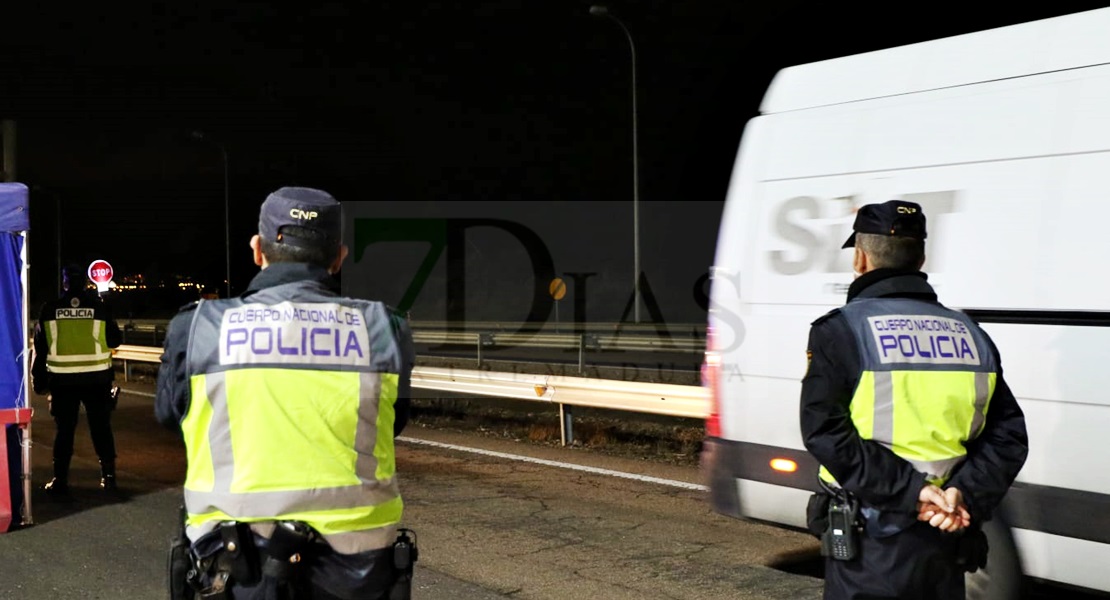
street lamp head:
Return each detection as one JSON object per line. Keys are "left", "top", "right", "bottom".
{"left": 589, "top": 5, "right": 609, "bottom": 16}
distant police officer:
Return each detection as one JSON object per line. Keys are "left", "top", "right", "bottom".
{"left": 31, "top": 264, "right": 122, "bottom": 494}
{"left": 800, "top": 200, "right": 1029, "bottom": 600}
{"left": 155, "top": 187, "right": 416, "bottom": 600}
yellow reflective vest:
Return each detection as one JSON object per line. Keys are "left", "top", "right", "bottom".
{"left": 180, "top": 281, "right": 411, "bottom": 553}
{"left": 42, "top": 296, "right": 115, "bottom": 376}
{"left": 819, "top": 297, "right": 998, "bottom": 488}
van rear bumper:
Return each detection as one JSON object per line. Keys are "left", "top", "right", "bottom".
{"left": 701, "top": 436, "right": 821, "bottom": 519}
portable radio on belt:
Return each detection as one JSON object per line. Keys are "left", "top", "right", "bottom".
{"left": 823, "top": 497, "right": 860, "bottom": 561}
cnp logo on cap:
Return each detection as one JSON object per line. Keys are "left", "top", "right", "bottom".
{"left": 290, "top": 208, "right": 319, "bottom": 220}
{"left": 259, "top": 187, "right": 342, "bottom": 247}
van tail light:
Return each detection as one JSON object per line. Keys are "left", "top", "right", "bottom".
{"left": 702, "top": 325, "right": 722, "bottom": 438}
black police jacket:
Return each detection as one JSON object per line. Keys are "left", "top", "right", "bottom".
{"left": 154, "top": 262, "right": 413, "bottom": 437}
{"left": 800, "top": 268, "right": 1029, "bottom": 526}
{"left": 31, "top": 289, "right": 122, "bottom": 392}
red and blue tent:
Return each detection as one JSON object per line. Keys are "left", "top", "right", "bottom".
{"left": 0, "top": 182, "right": 31, "bottom": 530}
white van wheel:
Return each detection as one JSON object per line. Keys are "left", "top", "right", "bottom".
{"left": 966, "top": 519, "right": 1023, "bottom": 600}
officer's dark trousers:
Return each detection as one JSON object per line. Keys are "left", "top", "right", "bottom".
{"left": 50, "top": 384, "right": 116, "bottom": 475}
{"left": 823, "top": 521, "right": 963, "bottom": 600}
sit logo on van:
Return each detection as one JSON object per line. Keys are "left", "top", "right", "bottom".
{"left": 768, "top": 191, "right": 958, "bottom": 276}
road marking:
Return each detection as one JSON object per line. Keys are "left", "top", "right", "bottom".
{"left": 398, "top": 436, "right": 708, "bottom": 492}
{"left": 122, "top": 389, "right": 156, "bottom": 398}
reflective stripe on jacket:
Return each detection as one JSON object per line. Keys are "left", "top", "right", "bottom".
{"left": 819, "top": 297, "right": 999, "bottom": 487}
{"left": 181, "top": 279, "right": 408, "bottom": 553}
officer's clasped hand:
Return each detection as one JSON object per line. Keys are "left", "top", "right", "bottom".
{"left": 916, "top": 485, "right": 971, "bottom": 533}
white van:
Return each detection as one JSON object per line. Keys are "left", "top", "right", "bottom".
{"left": 702, "top": 8, "right": 1110, "bottom": 599}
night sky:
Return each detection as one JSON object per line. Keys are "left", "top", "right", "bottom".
{"left": 2, "top": 1, "right": 1105, "bottom": 308}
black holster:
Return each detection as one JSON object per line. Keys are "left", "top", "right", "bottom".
{"left": 389, "top": 529, "right": 419, "bottom": 600}
{"left": 262, "top": 521, "right": 315, "bottom": 585}
{"left": 169, "top": 522, "right": 265, "bottom": 600}
{"left": 218, "top": 522, "right": 262, "bottom": 588}
{"left": 168, "top": 528, "right": 193, "bottom": 600}
{"left": 955, "top": 525, "right": 989, "bottom": 573}
{"left": 805, "top": 491, "right": 831, "bottom": 538}
{"left": 167, "top": 506, "right": 194, "bottom": 600}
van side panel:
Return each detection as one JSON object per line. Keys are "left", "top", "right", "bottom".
{"left": 709, "top": 51, "right": 1110, "bottom": 593}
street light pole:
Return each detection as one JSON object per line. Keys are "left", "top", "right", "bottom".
{"left": 190, "top": 131, "right": 231, "bottom": 298}
{"left": 55, "top": 193, "right": 61, "bottom": 293}
{"left": 590, "top": 5, "right": 641, "bottom": 323}
{"left": 30, "top": 185, "right": 62, "bottom": 291}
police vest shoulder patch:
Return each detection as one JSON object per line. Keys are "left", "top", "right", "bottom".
{"left": 811, "top": 308, "right": 841, "bottom": 327}
{"left": 218, "top": 301, "right": 371, "bottom": 367}
{"left": 866, "top": 313, "right": 981, "bottom": 366}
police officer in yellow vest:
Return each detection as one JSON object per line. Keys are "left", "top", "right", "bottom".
{"left": 32, "top": 264, "right": 122, "bottom": 494}
{"left": 800, "top": 200, "right": 1029, "bottom": 600}
{"left": 155, "top": 187, "right": 416, "bottom": 600}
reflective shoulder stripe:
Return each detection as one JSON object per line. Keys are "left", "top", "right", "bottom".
{"left": 46, "top": 320, "right": 58, "bottom": 356}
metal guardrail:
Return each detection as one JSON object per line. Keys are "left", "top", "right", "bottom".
{"left": 119, "top": 320, "right": 705, "bottom": 350}
{"left": 111, "top": 345, "right": 710, "bottom": 445}
{"left": 114, "top": 344, "right": 162, "bottom": 362}
{"left": 120, "top": 322, "right": 167, "bottom": 346}
{"left": 413, "top": 330, "right": 702, "bottom": 351}
{"left": 412, "top": 330, "right": 703, "bottom": 370}
{"left": 413, "top": 366, "right": 708, "bottom": 418}
{"left": 115, "top": 321, "right": 706, "bottom": 373}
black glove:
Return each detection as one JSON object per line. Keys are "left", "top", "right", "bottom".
{"left": 955, "top": 526, "right": 989, "bottom": 573}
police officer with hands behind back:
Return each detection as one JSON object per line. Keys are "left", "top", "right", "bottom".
{"left": 800, "top": 200, "right": 1029, "bottom": 599}
{"left": 32, "top": 263, "right": 122, "bottom": 495}
{"left": 155, "top": 187, "right": 417, "bottom": 600}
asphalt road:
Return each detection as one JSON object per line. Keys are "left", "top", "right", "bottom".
{"left": 1, "top": 381, "right": 824, "bottom": 599}
{"left": 3, "top": 380, "right": 1106, "bottom": 599}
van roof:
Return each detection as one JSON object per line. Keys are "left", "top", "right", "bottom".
{"left": 761, "top": 8, "right": 1110, "bottom": 114}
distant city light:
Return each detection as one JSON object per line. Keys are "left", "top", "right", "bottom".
{"left": 86, "top": 271, "right": 215, "bottom": 294}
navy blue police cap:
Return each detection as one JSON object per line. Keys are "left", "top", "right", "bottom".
{"left": 842, "top": 200, "right": 927, "bottom": 249}
{"left": 259, "top": 187, "right": 342, "bottom": 249}
{"left": 62, "top": 263, "right": 87, "bottom": 288}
